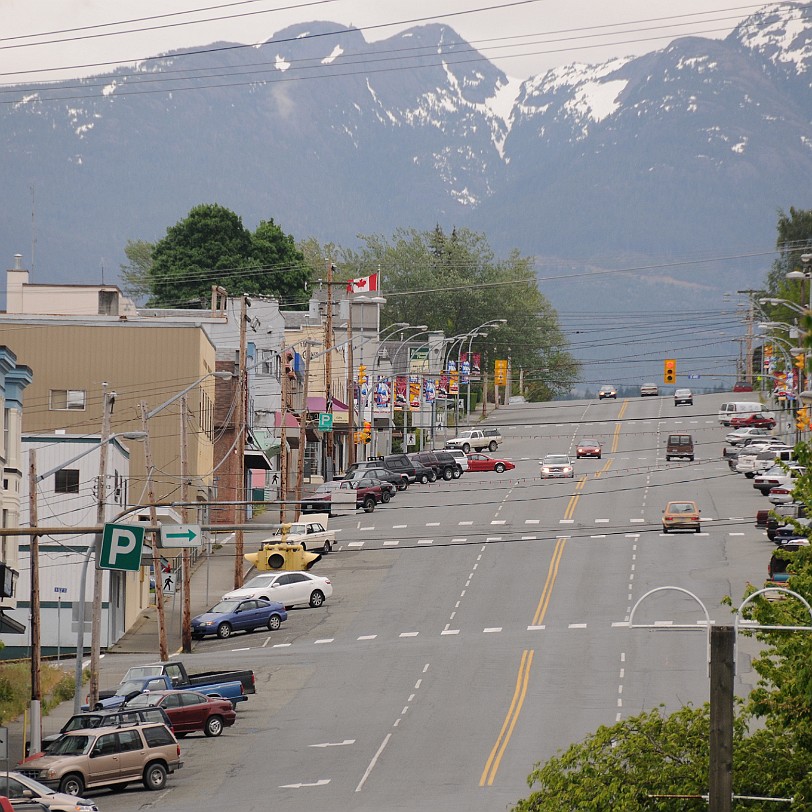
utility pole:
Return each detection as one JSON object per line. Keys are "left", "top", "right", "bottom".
{"left": 140, "top": 401, "right": 169, "bottom": 663}
{"left": 324, "top": 261, "right": 334, "bottom": 479}
{"left": 737, "top": 289, "right": 758, "bottom": 384}
{"left": 346, "top": 300, "right": 356, "bottom": 468}
{"left": 28, "top": 450, "right": 41, "bottom": 754}
{"left": 179, "top": 394, "right": 192, "bottom": 653}
{"left": 233, "top": 294, "right": 248, "bottom": 589}
{"left": 89, "top": 387, "right": 115, "bottom": 706}
{"left": 505, "top": 352, "right": 512, "bottom": 405}
{"left": 295, "top": 342, "right": 314, "bottom": 507}
{"left": 708, "top": 625, "right": 734, "bottom": 812}
{"left": 279, "top": 358, "right": 289, "bottom": 524}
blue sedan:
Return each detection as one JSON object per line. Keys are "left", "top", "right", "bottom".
{"left": 192, "top": 597, "right": 287, "bottom": 639}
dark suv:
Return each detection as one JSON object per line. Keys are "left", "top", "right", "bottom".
{"left": 344, "top": 464, "right": 405, "bottom": 492}
{"left": 411, "top": 451, "right": 457, "bottom": 481}
{"left": 347, "top": 455, "right": 417, "bottom": 485}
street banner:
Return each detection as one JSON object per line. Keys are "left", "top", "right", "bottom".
{"left": 438, "top": 373, "right": 449, "bottom": 398}
{"left": 424, "top": 378, "right": 436, "bottom": 403}
{"left": 395, "top": 375, "right": 408, "bottom": 410}
{"left": 409, "top": 376, "right": 422, "bottom": 409}
{"left": 472, "top": 352, "right": 481, "bottom": 379}
{"left": 373, "top": 377, "right": 392, "bottom": 414}
{"left": 460, "top": 354, "right": 470, "bottom": 384}
{"left": 449, "top": 370, "right": 459, "bottom": 395}
{"left": 447, "top": 359, "right": 457, "bottom": 373}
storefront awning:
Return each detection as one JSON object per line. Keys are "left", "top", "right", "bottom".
{"left": 244, "top": 448, "right": 273, "bottom": 470}
{"left": 251, "top": 430, "right": 282, "bottom": 459}
{"left": 0, "top": 611, "right": 26, "bottom": 634}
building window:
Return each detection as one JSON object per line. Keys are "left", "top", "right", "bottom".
{"left": 259, "top": 349, "right": 278, "bottom": 377}
{"left": 55, "top": 469, "right": 80, "bottom": 493}
{"left": 50, "top": 390, "right": 86, "bottom": 411}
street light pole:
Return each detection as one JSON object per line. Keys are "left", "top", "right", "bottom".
{"left": 88, "top": 385, "right": 114, "bottom": 709}
{"left": 28, "top": 450, "right": 41, "bottom": 753}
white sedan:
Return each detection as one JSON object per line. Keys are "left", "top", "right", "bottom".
{"left": 725, "top": 426, "right": 772, "bottom": 445}
{"left": 768, "top": 486, "right": 795, "bottom": 505}
{"left": 540, "top": 454, "right": 574, "bottom": 478}
{"left": 223, "top": 571, "right": 333, "bottom": 608}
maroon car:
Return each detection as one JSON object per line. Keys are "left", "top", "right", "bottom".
{"left": 729, "top": 413, "right": 776, "bottom": 429}
{"left": 125, "top": 690, "right": 236, "bottom": 737}
{"left": 301, "top": 478, "right": 382, "bottom": 514}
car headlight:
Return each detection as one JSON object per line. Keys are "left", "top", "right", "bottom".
{"left": 563, "top": 467, "right": 572, "bottom": 474}
{"left": 201, "top": 621, "right": 213, "bottom": 626}
{"left": 74, "top": 804, "right": 97, "bottom": 812}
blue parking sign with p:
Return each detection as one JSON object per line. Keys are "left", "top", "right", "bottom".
{"left": 99, "top": 523, "right": 145, "bottom": 572}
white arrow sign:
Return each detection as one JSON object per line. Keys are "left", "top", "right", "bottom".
{"left": 278, "top": 779, "right": 331, "bottom": 789}
{"left": 309, "top": 739, "right": 356, "bottom": 748}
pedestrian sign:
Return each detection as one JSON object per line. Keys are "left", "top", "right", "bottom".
{"left": 162, "top": 571, "right": 176, "bottom": 595}
{"left": 99, "top": 523, "right": 145, "bottom": 572}
{"left": 318, "top": 412, "right": 333, "bottom": 431}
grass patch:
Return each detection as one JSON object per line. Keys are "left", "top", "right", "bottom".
{"left": 0, "top": 662, "right": 78, "bottom": 726}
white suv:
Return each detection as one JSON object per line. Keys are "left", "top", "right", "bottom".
{"left": 444, "top": 449, "right": 469, "bottom": 472}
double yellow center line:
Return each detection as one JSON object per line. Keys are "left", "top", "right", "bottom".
{"left": 563, "top": 475, "right": 587, "bottom": 518}
{"left": 480, "top": 537, "right": 567, "bottom": 787}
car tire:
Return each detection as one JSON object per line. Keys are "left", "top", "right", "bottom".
{"left": 418, "top": 474, "right": 428, "bottom": 484}
{"left": 397, "top": 482, "right": 407, "bottom": 491}
{"left": 381, "top": 490, "right": 391, "bottom": 503}
{"left": 462, "top": 443, "right": 471, "bottom": 453}
{"left": 217, "top": 622, "right": 233, "bottom": 639}
{"left": 143, "top": 762, "right": 168, "bottom": 791}
{"left": 665, "top": 456, "right": 671, "bottom": 462}
{"left": 451, "top": 467, "right": 461, "bottom": 479}
{"left": 495, "top": 463, "right": 506, "bottom": 473}
{"left": 323, "top": 540, "right": 332, "bottom": 553}
{"left": 443, "top": 468, "right": 454, "bottom": 481}
{"left": 689, "top": 456, "right": 694, "bottom": 461}
{"left": 489, "top": 441, "right": 498, "bottom": 452}
{"left": 267, "top": 614, "right": 282, "bottom": 631}
{"left": 205, "top": 715, "right": 225, "bottom": 737}
{"left": 309, "top": 590, "right": 325, "bottom": 608}
{"left": 662, "top": 527, "right": 668, "bottom": 534}
{"left": 597, "top": 453, "right": 602, "bottom": 459}
{"left": 428, "top": 471, "right": 438, "bottom": 482}
{"left": 695, "top": 526, "right": 701, "bottom": 534}
{"left": 363, "top": 496, "right": 376, "bottom": 512}
{"left": 59, "top": 774, "right": 85, "bottom": 796}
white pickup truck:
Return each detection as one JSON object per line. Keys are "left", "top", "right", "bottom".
{"left": 267, "top": 513, "right": 336, "bottom": 553}
{"left": 445, "top": 428, "right": 502, "bottom": 453}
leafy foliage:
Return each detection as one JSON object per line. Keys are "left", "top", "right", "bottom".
{"left": 119, "top": 239, "right": 154, "bottom": 300}
{"left": 144, "top": 204, "right": 310, "bottom": 307}
{"left": 313, "top": 226, "right": 579, "bottom": 400}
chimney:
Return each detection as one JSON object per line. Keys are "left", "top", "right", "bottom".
{"left": 7, "top": 255, "right": 29, "bottom": 314}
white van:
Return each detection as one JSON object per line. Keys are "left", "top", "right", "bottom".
{"left": 718, "top": 401, "right": 771, "bottom": 426}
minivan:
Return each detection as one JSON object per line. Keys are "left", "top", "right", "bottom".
{"left": 718, "top": 401, "right": 768, "bottom": 426}
{"left": 666, "top": 434, "right": 694, "bottom": 461}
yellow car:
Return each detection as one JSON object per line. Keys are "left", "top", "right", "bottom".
{"left": 662, "top": 501, "right": 701, "bottom": 533}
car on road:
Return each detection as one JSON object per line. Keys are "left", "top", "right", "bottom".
{"left": 540, "top": 454, "right": 574, "bottom": 478}
{"left": 576, "top": 438, "right": 602, "bottom": 459}
{"left": 343, "top": 465, "right": 402, "bottom": 495}
{"left": 639, "top": 383, "right": 659, "bottom": 397}
{"left": 725, "top": 426, "right": 772, "bottom": 445}
{"left": 768, "top": 486, "right": 796, "bottom": 505}
{"left": 674, "top": 388, "right": 693, "bottom": 406}
{"left": 17, "top": 723, "right": 182, "bottom": 797}
{"left": 0, "top": 772, "right": 98, "bottom": 812}
{"left": 598, "top": 384, "right": 617, "bottom": 399}
{"left": 407, "top": 458, "right": 436, "bottom": 484}
{"left": 125, "top": 691, "right": 237, "bottom": 738}
{"left": 729, "top": 412, "right": 777, "bottom": 429}
{"left": 191, "top": 597, "right": 287, "bottom": 639}
{"left": 771, "top": 518, "right": 811, "bottom": 545}
{"left": 444, "top": 448, "right": 469, "bottom": 473}
{"left": 222, "top": 571, "right": 333, "bottom": 609}
{"left": 733, "top": 381, "right": 754, "bottom": 392}
{"left": 300, "top": 479, "right": 380, "bottom": 514}
{"left": 662, "top": 500, "right": 701, "bottom": 533}
{"left": 754, "top": 465, "right": 805, "bottom": 496}
{"left": 464, "top": 453, "right": 515, "bottom": 473}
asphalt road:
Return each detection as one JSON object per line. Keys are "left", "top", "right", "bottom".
{"left": 75, "top": 392, "right": 777, "bottom": 812}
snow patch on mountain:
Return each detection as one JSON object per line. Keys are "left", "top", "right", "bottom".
{"left": 322, "top": 45, "right": 343, "bottom": 64}
{"left": 734, "top": 3, "right": 812, "bottom": 75}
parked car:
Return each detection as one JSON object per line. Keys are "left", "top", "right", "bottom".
{"left": 464, "top": 453, "right": 515, "bottom": 473}
{"left": 265, "top": 515, "right": 336, "bottom": 552}
{"left": 766, "top": 503, "right": 808, "bottom": 540}
{"left": 222, "top": 570, "right": 333, "bottom": 608}
{"left": 444, "top": 448, "right": 470, "bottom": 473}
{"left": 301, "top": 479, "right": 380, "bottom": 514}
{"left": 108, "top": 660, "right": 256, "bottom": 698}
{"left": 772, "top": 518, "right": 811, "bottom": 545}
{"left": 540, "top": 455, "right": 574, "bottom": 478}
{"left": 598, "top": 384, "right": 617, "bottom": 400}
{"left": 17, "top": 722, "right": 182, "bottom": 796}
{"left": 674, "top": 388, "right": 693, "bottom": 406}
{"left": 754, "top": 465, "right": 805, "bottom": 496}
{"left": 407, "top": 458, "right": 436, "bottom": 484}
{"left": 38, "top": 707, "right": 173, "bottom": 753}
{"left": 768, "top": 539, "right": 809, "bottom": 584}
{"left": 735, "top": 446, "right": 792, "bottom": 477}
{"left": 662, "top": 500, "right": 701, "bottom": 533}
{"left": 87, "top": 673, "right": 245, "bottom": 711}
{"left": 639, "top": 383, "right": 659, "bottom": 397}
{"left": 344, "top": 463, "right": 406, "bottom": 492}
{"left": 191, "top": 597, "right": 287, "bottom": 639}
{"left": 767, "top": 486, "right": 795, "bottom": 505}
{"left": 576, "top": 439, "right": 602, "bottom": 459}
{"left": 725, "top": 426, "right": 771, "bottom": 445}
{"left": 409, "top": 451, "right": 457, "bottom": 481}
{"left": 125, "top": 690, "right": 237, "bottom": 737}
{"left": 0, "top": 772, "right": 98, "bottom": 812}
{"left": 348, "top": 454, "right": 417, "bottom": 484}
{"left": 730, "top": 412, "right": 777, "bottom": 429}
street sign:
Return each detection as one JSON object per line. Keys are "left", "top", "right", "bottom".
{"left": 159, "top": 524, "right": 202, "bottom": 549}
{"left": 688, "top": 374, "right": 701, "bottom": 379}
{"left": 318, "top": 412, "right": 333, "bottom": 432}
{"left": 53, "top": 587, "right": 67, "bottom": 594}
{"left": 162, "top": 571, "right": 176, "bottom": 595}
{"left": 0, "top": 725, "right": 7, "bottom": 760}
{"left": 99, "top": 523, "right": 145, "bottom": 572}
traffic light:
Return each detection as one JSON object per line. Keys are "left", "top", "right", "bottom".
{"left": 795, "top": 353, "right": 806, "bottom": 370}
{"left": 797, "top": 407, "right": 809, "bottom": 432}
{"left": 664, "top": 358, "right": 676, "bottom": 384}
{"left": 360, "top": 421, "right": 371, "bottom": 443}
{"left": 244, "top": 542, "right": 321, "bottom": 571}
{"left": 358, "top": 364, "right": 367, "bottom": 384}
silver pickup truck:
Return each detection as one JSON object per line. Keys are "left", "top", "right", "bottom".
{"left": 445, "top": 428, "right": 502, "bottom": 453}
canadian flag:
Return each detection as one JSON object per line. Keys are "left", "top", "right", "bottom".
{"left": 346, "top": 273, "right": 379, "bottom": 294}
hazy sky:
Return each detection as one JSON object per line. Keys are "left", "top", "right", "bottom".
{"left": 0, "top": 0, "right": 769, "bottom": 85}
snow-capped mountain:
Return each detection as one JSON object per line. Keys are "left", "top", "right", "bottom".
{"left": 0, "top": 3, "right": 810, "bottom": 321}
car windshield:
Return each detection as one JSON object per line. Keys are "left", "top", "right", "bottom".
{"left": 63, "top": 715, "right": 105, "bottom": 732}
{"left": 125, "top": 693, "right": 159, "bottom": 708}
{"left": 544, "top": 456, "right": 570, "bottom": 464}
{"left": 243, "top": 574, "right": 277, "bottom": 589}
{"left": 315, "top": 482, "right": 341, "bottom": 493}
{"left": 48, "top": 734, "right": 92, "bottom": 756}
{"left": 668, "top": 503, "right": 695, "bottom": 513}
{"left": 206, "top": 599, "right": 241, "bottom": 614}
{"left": 115, "top": 680, "right": 150, "bottom": 696}
{"left": 4, "top": 775, "right": 55, "bottom": 796}
{"left": 601, "top": 385, "right": 614, "bottom": 390}
{"left": 580, "top": 439, "right": 598, "bottom": 446}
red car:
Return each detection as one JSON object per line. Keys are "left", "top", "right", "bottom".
{"left": 576, "top": 438, "right": 602, "bottom": 459}
{"left": 729, "top": 413, "right": 776, "bottom": 429}
{"left": 465, "top": 453, "right": 515, "bottom": 473}
{"left": 125, "top": 689, "right": 236, "bottom": 737}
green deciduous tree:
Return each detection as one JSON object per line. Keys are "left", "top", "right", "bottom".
{"left": 323, "top": 226, "right": 578, "bottom": 401}
{"left": 144, "top": 204, "right": 310, "bottom": 307}
{"left": 119, "top": 239, "right": 154, "bottom": 300}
